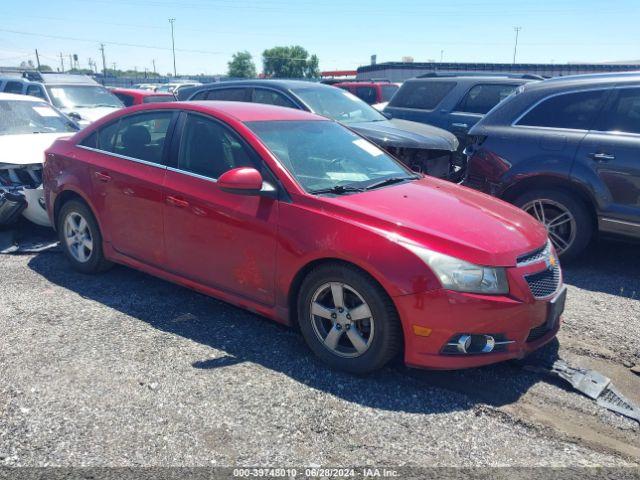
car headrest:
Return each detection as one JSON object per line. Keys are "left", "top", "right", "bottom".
{"left": 122, "top": 125, "right": 151, "bottom": 147}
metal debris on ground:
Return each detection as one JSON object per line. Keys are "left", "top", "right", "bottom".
{"left": 526, "top": 359, "right": 640, "bottom": 424}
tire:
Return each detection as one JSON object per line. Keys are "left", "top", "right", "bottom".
{"left": 297, "top": 263, "right": 402, "bottom": 374}
{"left": 513, "top": 189, "right": 593, "bottom": 261}
{"left": 57, "top": 199, "right": 112, "bottom": 274}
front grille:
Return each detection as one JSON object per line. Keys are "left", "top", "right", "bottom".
{"left": 517, "top": 243, "right": 548, "bottom": 265}
{"left": 525, "top": 265, "right": 561, "bottom": 298}
{"left": 526, "top": 322, "right": 551, "bottom": 342}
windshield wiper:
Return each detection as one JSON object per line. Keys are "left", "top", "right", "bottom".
{"left": 363, "top": 176, "right": 418, "bottom": 191}
{"left": 309, "top": 184, "right": 366, "bottom": 195}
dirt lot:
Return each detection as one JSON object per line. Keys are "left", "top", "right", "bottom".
{"left": 0, "top": 224, "right": 638, "bottom": 467}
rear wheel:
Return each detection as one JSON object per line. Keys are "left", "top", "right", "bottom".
{"left": 57, "top": 200, "right": 112, "bottom": 274}
{"left": 514, "top": 189, "right": 593, "bottom": 261}
{"left": 297, "top": 264, "right": 402, "bottom": 374}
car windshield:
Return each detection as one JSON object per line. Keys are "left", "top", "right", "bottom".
{"left": 291, "top": 86, "right": 387, "bottom": 124}
{"left": 0, "top": 100, "right": 79, "bottom": 135}
{"left": 46, "top": 85, "right": 123, "bottom": 109}
{"left": 247, "top": 120, "right": 415, "bottom": 193}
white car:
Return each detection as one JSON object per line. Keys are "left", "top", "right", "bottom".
{"left": 1, "top": 73, "right": 123, "bottom": 128}
{"left": 0, "top": 93, "right": 79, "bottom": 227}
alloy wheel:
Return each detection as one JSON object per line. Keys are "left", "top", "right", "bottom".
{"left": 309, "top": 282, "right": 375, "bottom": 358}
{"left": 522, "top": 199, "right": 576, "bottom": 255}
{"left": 63, "top": 212, "right": 94, "bottom": 263}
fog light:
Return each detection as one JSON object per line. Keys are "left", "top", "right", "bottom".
{"left": 456, "top": 334, "right": 472, "bottom": 353}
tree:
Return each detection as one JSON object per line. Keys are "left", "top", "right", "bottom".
{"left": 262, "top": 46, "right": 320, "bottom": 79}
{"left": 227, "top": 51, "right": 256, "bottom": 78}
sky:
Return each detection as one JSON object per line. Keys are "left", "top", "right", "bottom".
{"left": 1, "top": 0, "right": 639, "bottom": 76}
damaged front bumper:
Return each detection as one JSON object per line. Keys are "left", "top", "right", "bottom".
{"left": 0, "top": 163, "right": 51, "bottom": 227}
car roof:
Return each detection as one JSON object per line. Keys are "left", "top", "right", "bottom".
{"left": 405, "top": 76, "right": 534, "bottom": 85}
{"left": 110, "top": 87, "right": 173, "bottom": 96}
{"left": 335, "top": 81, "right": 393, "bottom": 86}
{"left": 194, "top": 79, "right": 329, "bottom": 92}
{"left": 522, "top": 71, "right": 640, "bottom": 94}
{"left": 181, "top": 100, "right": 326, "bottom": 122}
{"left": 0, "top": 92, "right": 43, "bottom": 102}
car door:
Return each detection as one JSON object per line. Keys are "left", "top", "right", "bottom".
{"left": 574, "top": 86, "right": 640, "bottom": 237}
{"left": 78, "top": 110, "right": 177, "bottom": 266}
{"left": 163, "top": 111, "right": 279, "bottom": 305}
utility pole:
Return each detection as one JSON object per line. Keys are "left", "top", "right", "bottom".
{"left": 99, "top": 43, "right": 107, "bottom": 84}
{"left": 169, "top": 18, "right": 177, "bottom": 77}
{"left": 59, "top": 52, "right": 65, "bottom": 72}
{"left": 512, "top": 26, "right": 522, "bottom": 64}
{"left": 152, "top": 59, "right": 157, "bottom": 75}
{"left": 69, "top": 54, "right": 74, "bottom": 71}
{"left": 34, "top": 49, "right": 41, "bottom": 70}
{"left": 440, "top": 50, "right": 444, "bottom": 62}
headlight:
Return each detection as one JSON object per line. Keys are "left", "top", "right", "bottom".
{"left": 400, "top": 241, "right": 509, "bottom": 294}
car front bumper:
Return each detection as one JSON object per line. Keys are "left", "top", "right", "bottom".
{"left": 394, "top": 279, "right": 564, "bottom": 370}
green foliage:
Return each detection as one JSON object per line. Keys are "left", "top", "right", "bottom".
{"left": 262, "top": 46, "right": 320, "bottom": 79}
{"left": 228, "top": 51, "right": 257, "bottom": 78}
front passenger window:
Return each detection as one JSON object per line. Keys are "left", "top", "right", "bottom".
{"left": 178, "top": 114, "right": 256, "bottom": 179}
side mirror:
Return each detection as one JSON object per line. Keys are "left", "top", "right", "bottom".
{"left": 218, "top": 167, "right": 264, "bottom": 195}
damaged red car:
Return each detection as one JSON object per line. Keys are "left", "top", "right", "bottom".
{"left": 43, "top": 101, "right": 565, "bottom": 373}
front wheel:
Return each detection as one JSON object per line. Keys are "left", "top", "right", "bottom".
{"left": 514, "top": 189, "right": 593, "bottom": 261}
{"left": 297, "top": 264, "right": 402, "bottom": 374}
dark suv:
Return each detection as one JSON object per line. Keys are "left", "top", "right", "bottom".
{"left": 464, "top": 72, "right": 640, "bottom": 260}
{"left": 384, "top": 73, "right": 540, "bottom": 148}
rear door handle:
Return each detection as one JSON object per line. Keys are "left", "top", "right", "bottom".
{"left": 452, "top": 123, "right": 469, "bottom": 130}
{"left": 589, "top": 152, "right": 615, "bottom": 162}
{"left": 166, "top": 195, "right": 189, "bottom": 208}
{"left": 94, "top": 171, "right": 112, "bottom": 182}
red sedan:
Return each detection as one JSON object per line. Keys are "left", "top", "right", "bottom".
{"left": 109, "top": 87, "right": 175, "bottom": 107}
{"left": 43, "top": 101, "right": 565, "bottom": 373}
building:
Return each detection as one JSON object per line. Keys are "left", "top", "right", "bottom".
{"left": 356, "top": 62, "right": 640, "bottom": 82}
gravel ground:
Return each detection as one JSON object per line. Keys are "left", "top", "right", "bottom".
{"left": 0, "top": 225, "right": 638, "bottom": 467}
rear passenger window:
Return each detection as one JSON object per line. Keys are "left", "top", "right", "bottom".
{"left": 389, "top": 81, "right": 456, "bottom": 110}
{"left": 456, "top": 84, "right": 517, "bottom": 114}
{"left": 251, "top": 88, "right": 296, "bottom": 108}
{"left": 354, "top": 87, "right": 377, "bottom": 104}
{"left": 4, "top": 81, "right": 24, "bottom": 94}
{"left": 178, "top": 114, "right": 256, "bottom": 179}
{"left": 98, "top": 112, "right": 173, "bottom": 164}
{"left": 594, "top": 88, "right": 640, "bottom": 135}
{"left": 206, "top": 89, "right": 247, "bottom": 101}
{"left": 517, "top": 90, "right": 607, "bottom": 130}
{"left": 26, "top": 85, "right": 46, "bottom": 100}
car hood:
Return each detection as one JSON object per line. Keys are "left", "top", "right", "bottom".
{"left": 0, "top": 133, "right": 72, "bottom": 166}
{"left": 348, "top": 119, "right": 458, "bottom": 152}
{"left": 320, "top": 177, "right": 547, "bottom": 267}
{"left": 60, "top": 106, "right": 121, "bottom": 124}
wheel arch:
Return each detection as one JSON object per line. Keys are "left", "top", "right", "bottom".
{"left": 287, "top": 257, "right": 400, "bottom": 334}
{"left": 501, "top": 175, "right": 598, "bottom": 229}
{"left": 53, "top": 189, "right": 101, "bottom": 233}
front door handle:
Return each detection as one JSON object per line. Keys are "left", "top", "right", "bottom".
{"left": 452, "top": 123, "right": 469, "bottom": 130}
{"left": 166, "top": 195, "right": 189, "bottom": 208}
{"left": 94, "top": 171, "right": 112, "bottom": 182}
{"left": 589, "top": 152, "right": 615, "bottom": 162}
